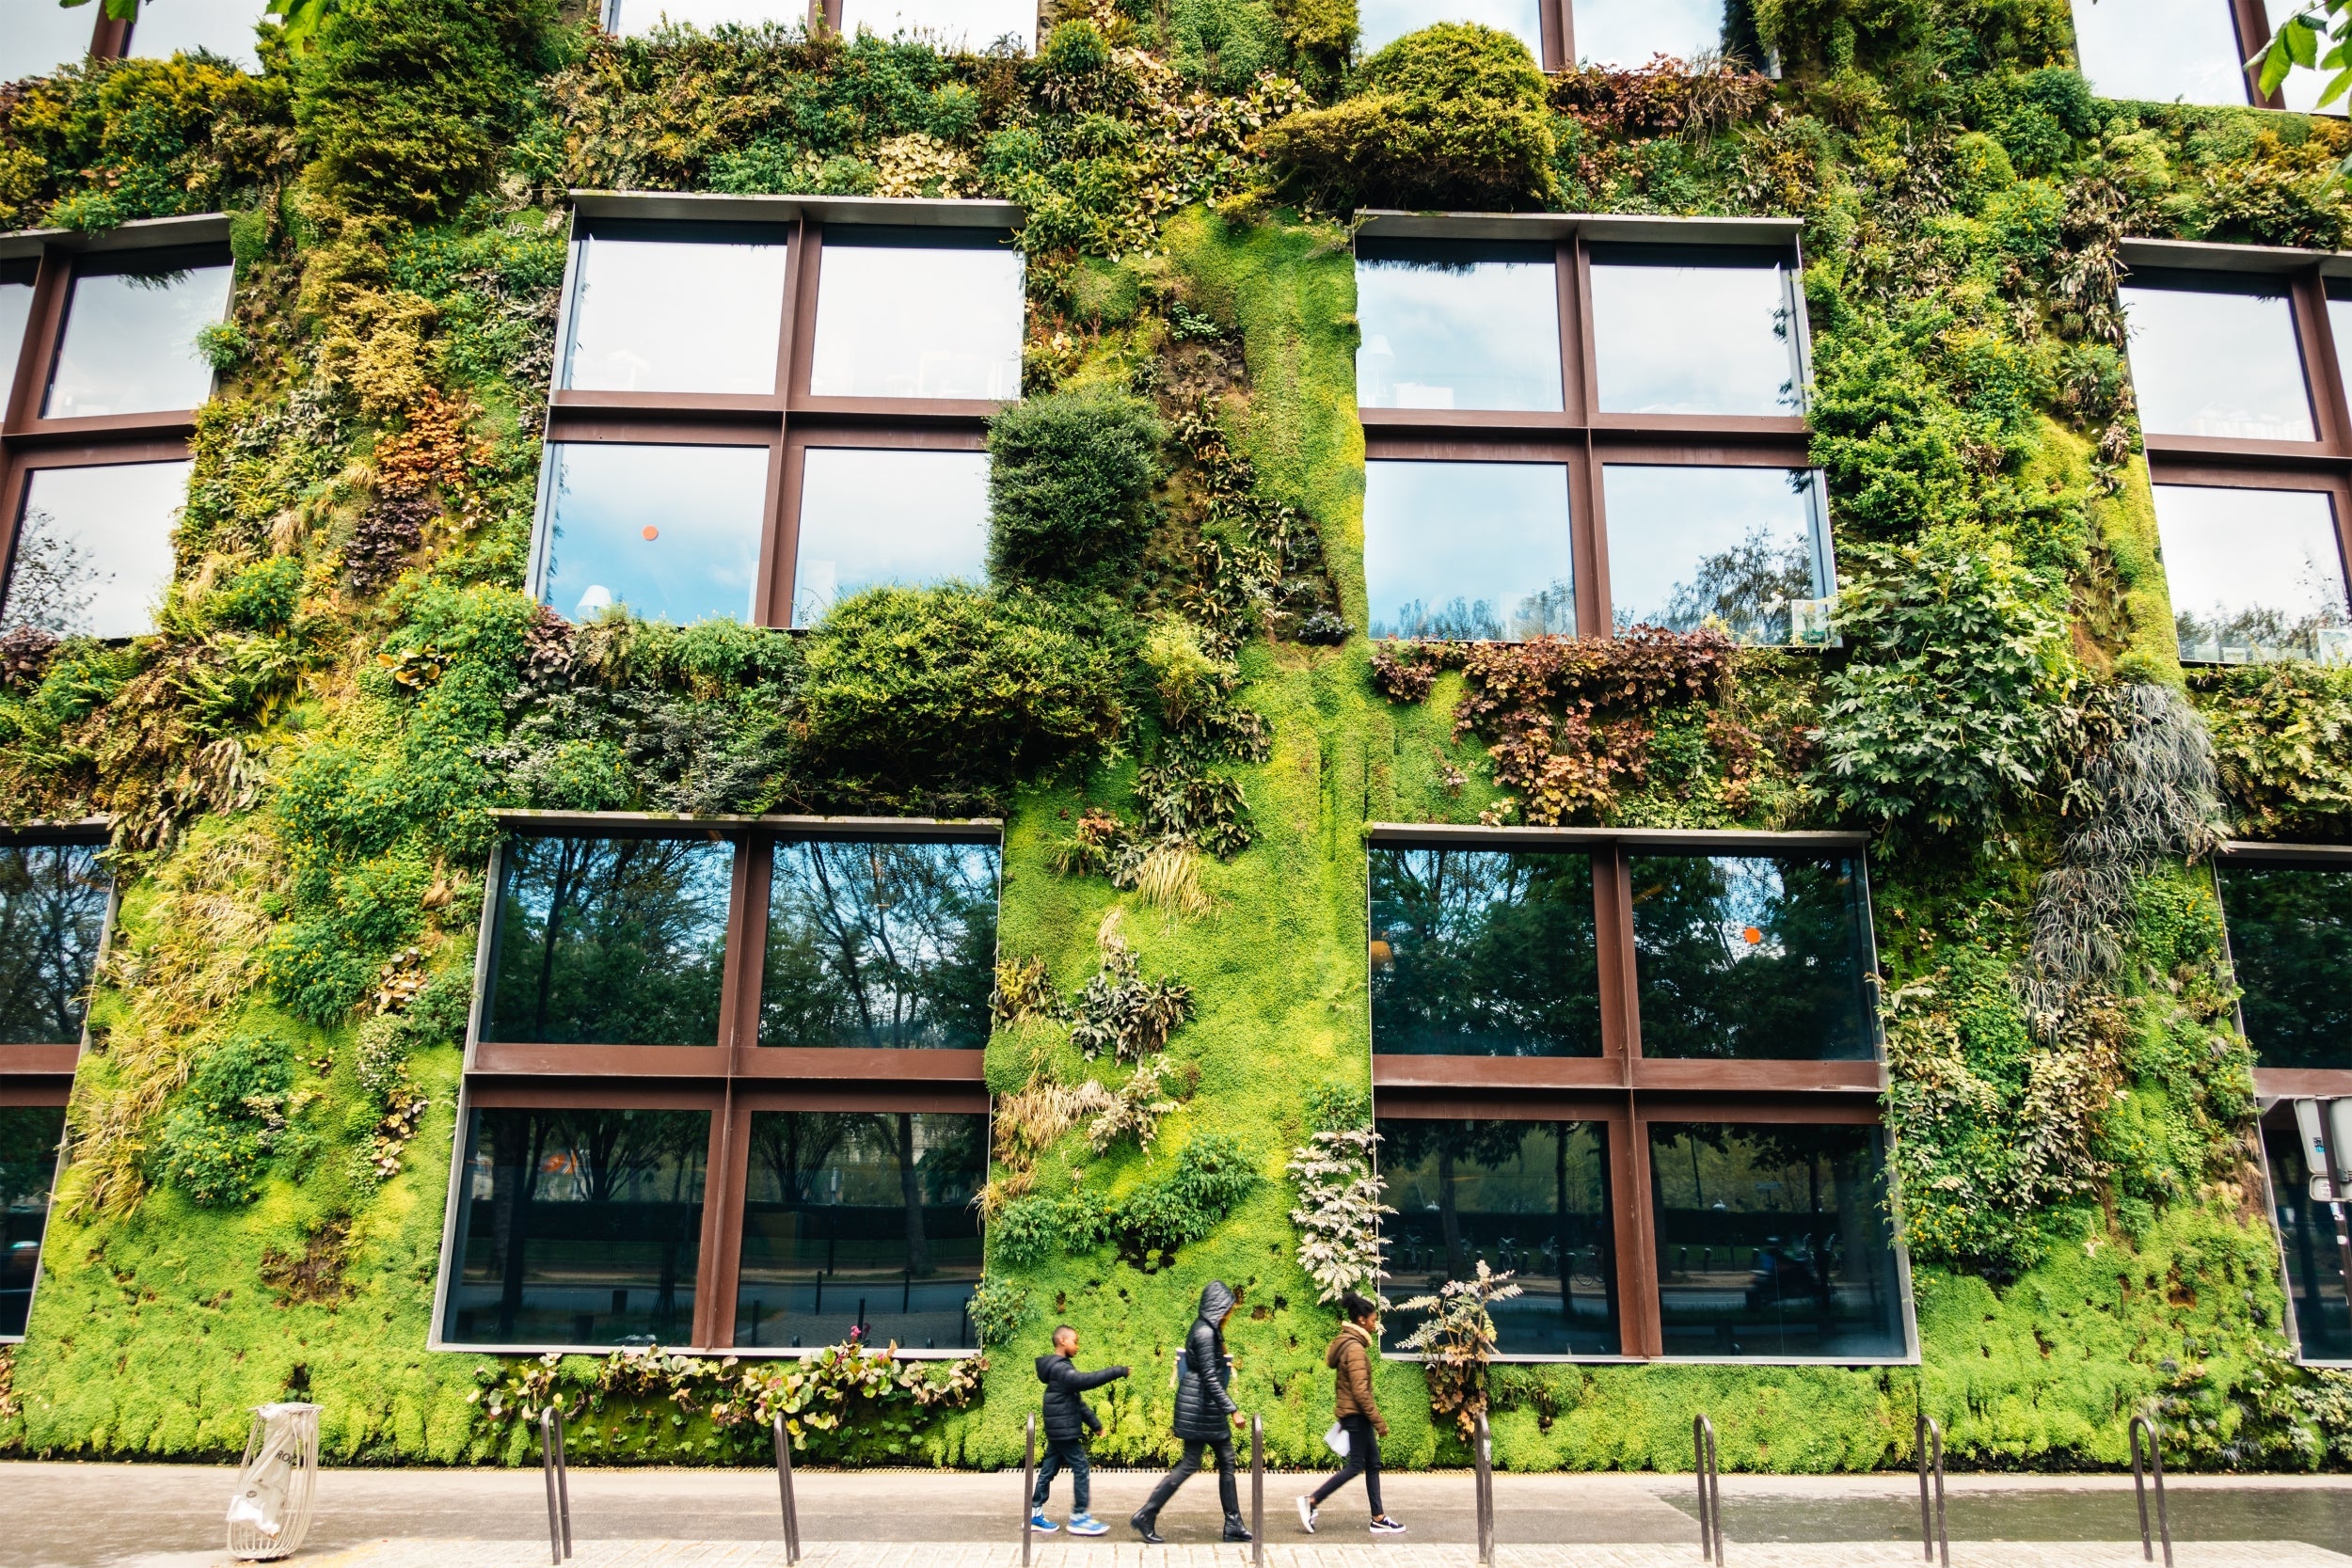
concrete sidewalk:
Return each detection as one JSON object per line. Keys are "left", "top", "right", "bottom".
{"left": 277, "top": 1544, "right": 2352, "bottom": 1568}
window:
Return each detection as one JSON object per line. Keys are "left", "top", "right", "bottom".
{"left": 535, "top": 196, "right": 1021, "bottom": 629}
{"left": 2262, "top": 1120, "right": 2351, "bottom": 1362}
{"left": 1568, "top": 0, "right": 1739, "bottom": 70}
{"left": 1358, "top": 0, "right": 1546, "bottom": 64}
{"left": 1355, "top": 214, "right": 1833, "bottom": 651}
{"left": 125, "top": 0, "right": 267, "bottom": 71}
{"left": 1369, "top": 826, "right": 1905, "bottom": 1362}
{"left": 834, "top": 0, "right": 1039, "bottom": 52}
{"left": 437, "top": 813, "right": 998, "bottom": 1354}
{"left": 1, "top": 217, "right": 230, "bottom": 644}
{"left": 604, "top": 0, "right": 810, "bottom": 37}
{"left": 2069, "top": 0, "right": 2340, "bottom": 113}
{"left": 1, "top": 1105, "right": 66, "bottom": 1339}
{"left": 2116, "top": 245, "right": 2352, "bottom": 669}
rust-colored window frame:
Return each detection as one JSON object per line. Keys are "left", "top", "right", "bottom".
{"left": 536, "top": 191, "right": 1020, "bottom": 630}
{"left": 2117, "top": 237, "right": 2352, "bottom": 663}
{"left": 0, "top": 214, "right": 234, "bottom": 635}
{"left": 1353, "top": 211, "right": 1824, "bottom": 645}
{"left": 1366, "top": 823, "right": 1911, "bottom": 1363}
{"left": 434, "top": 807, "right": 1000, "bottom": 1356}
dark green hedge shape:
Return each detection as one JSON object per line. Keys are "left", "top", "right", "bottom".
{"left": 987, "top": 386, "right": 1166, "bottom": 594}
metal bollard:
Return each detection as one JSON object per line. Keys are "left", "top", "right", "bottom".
{"left": 1250, "top": 1415, "right": 1265, "bottom": 1568}
{"left": 1473, "top": 1409, "right": 1496, "bottom": 1568}
{"left": 771, "top": 1413, "right": 802, "bottom": 1565}
{"left": 539, "top": 1404, "right": 573, "bottom": 1564}
{"left": 1692, "top": 1413, "right": 1724, "bottom": 1563}
{"left": 1915, "top": 1413, "right": 1947, "bottom": 1567}
{"left": 1022, "top": 1413, "right": 1037, "bottom": 1567}
{"left": 2129, "top": 1414, "right": 2173, "bottom": 1567}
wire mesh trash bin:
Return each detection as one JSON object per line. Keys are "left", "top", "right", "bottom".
{"left": 226, "top": 1402, "right": 323, "bottom": 1560}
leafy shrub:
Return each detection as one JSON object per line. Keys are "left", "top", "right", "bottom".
{"left": 1260, "top": 24, "right": 1556, "bottom": 211}
{"left": 0, "top": 55, "right": 289, "bottom": 230}
{"left": 2191, "top": 661, "right": 2352, "bottom": 838}
{"left": 987, "top": 387, "right": 1166, "bottom": 593}
{"left": 151, "top": 1032, "right": 298, "bottom": 1206}
{"left": 991, "top": 1133, "right": 1258, "bottom": 1269}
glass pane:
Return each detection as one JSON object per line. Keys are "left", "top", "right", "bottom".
{"left": 43, "top": 251, "right": 232, "bottom": 419}
{"left": 2264, "top": 1120, "right": 2352, "bottom": 1361}
{"left": 761, "top": 838, "right": 998, "bottom": 1050}
{"left": 1590, "top": 246, "right": 1803, "bottom": 417}
{"left": 2070, "top": 0, "right": 2249, "bottom": 105}
{"left": 608, "top": 0, "right": 807, "bottom": 35}
{"left": 1358, "top": 0, "right": 1542, "bottom": 59}
{"left": 6, "top": 460, "right": 192, "bottom": 641}
{"left": 840, "top": 0, "right": 1038, "bottom": 50}
{"left": 0, "top": 1104, "right": 65, "bottom": 1338}
{"left": 538, "top": 442, "right": 768, "bottom": 626}
{"left": 2270, "top": 0, "right": 2348, "bottom": 113}
{"left": 2153, "top": 485, "right": 2349, "bottom": 665}
{"left": 0, "top": 843, "right": 107, "bottom": 1044}
{"left": 1651, "top": 1122, "right": 1906, "bottom": 1358}
{"left": 561, "top": 224, "right": 789, "bottom": 395}
{"left": 791, "top": 448, "right": 990, "bottom": 628}
{"left": 1604, "top": 466, "right": 1829, "bottom": 645}
{"left": 1629, "top": 854, "right": 1876, "bottom": 1061}
{"left": 441, "top": 1107, "right": 708, "bottom": 1348}
{"left": 2219, "top": 864, "right": 2352, "bottom": 1070}
{"left": 1369, "top": 846, "right": 1601, "bottom": 1057}
{"left": 484, "top": 835, "right": 734, "bottom": 1047}
{"left": 808, "top": 229, "right": 1023, "bottom": 401}
{"left": 1363, "top": 460, "right": 1575, "bottom": 640}
{"left": 1355, "top": 238, "right": 1562, "bottom": 413}
{"left": 736, "top": 1111, "right": 985, "bottom": 1351}
{"left": 0, "top": 261, "right": 35, "bottom": 411}
{"left": 2122, "top": 276, "right": 2313, "bottom": 440}
{"left": 0, "top": 0, "right": 95, "bottom": 81}
{"left": 1571, "top": 0, "right": 1726, "bottom": 68}
{"left": 1376, "top": 1119, "right": 1619, "bottom": 1356}
{"left": 129, "top": 0, "right": 265, "bottom": 70}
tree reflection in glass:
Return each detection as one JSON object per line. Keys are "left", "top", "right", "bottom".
{"left": 485, "top": 835, "right": 733, "bottom": 1047}
{"left": 1363, "top": 460, "right": 1575, "bottom": 641}
{"left": 2152, "top": 485, "right": 2350, "bottom": 665}
{"left": 1629, "top": 855, "right": 1875, "bottom": 1060}
{"left": 735, "top": 1110, "right": 985, "bottom": 1350}
{"left": 1375, "top": 1118, "right": 1619, "bottom": 1356}
{"left": 1589, "top": 245, "right": 1804, "bottom": 417}
{"left": 2218, "top": 863, "right": 2352, "bottom": 1070}
{"left": 1355, "top": 237, "right": 1563, "bottom": 412}
{"left": 1370, "top": 846, "right": 1601, "bottom": 1057}
{"left": 1603, "top": 465, "right": 1829, "bottom": 645}
{"left": 443, "top": 1106, "right": 708, "bottom": 1347}
{"left": 0, "top": 1104, "right": 65, "bottom": 1337}
{"left": 759, "top": 838, "right": 998, "bottom": 1051}
{"left": 4, "top": 461, "right": 193, "bottom": 641}
{"left": 1649, "top": 1122, "right": 1905, "bottom": 1358}
{"left": 0, "top": 843, "right": 108, "bottom": 1044}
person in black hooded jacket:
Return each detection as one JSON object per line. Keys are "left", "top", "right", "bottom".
{"left": 1131, "top": 1279, "right": 1250, "bottom": 1544}
{"left": 1029, "top": 1325, "right": 1128, "bottom": 1536}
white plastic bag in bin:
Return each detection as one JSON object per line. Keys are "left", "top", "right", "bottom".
{"left": 226, "top": 1402, "right": 322, "bottom": 1560}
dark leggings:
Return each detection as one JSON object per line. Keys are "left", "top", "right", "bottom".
{"left": 1310, "top": 1413, "right": 1384, "bottom": 1517}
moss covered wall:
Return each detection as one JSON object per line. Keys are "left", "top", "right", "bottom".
{"left": 2, "top": 0, "right": 2351, "bottom": 1472}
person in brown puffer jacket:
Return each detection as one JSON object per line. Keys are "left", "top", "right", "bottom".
{"left": 1296, "top": 1291, "right": 1405, "bottom": 1535}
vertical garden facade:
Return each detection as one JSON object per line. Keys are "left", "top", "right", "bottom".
{"left": 2, "top": 0, "right": 2352, "bottom": 1471}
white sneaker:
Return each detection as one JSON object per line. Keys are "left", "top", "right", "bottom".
{"left": 1370, "top": 1516, "right": 1406, "bottom": 1534}
{"left": 1296, "top": 1495, "right": 1317, "bottom": 1534}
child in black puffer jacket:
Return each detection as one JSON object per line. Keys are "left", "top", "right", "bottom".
{"left": 1031, "top": 1324, "right": 1129, "bottom": 1538}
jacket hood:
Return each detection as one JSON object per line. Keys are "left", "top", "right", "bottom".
{"left": 1035, "top": 1353, "right": 1065, "bottom": 1381}
{"left": 1198, "top": 1280, "right": 1236, "bottom": 1323}
{"left": 1327, "top": 1322, "right": 1373, "bottom": 1367}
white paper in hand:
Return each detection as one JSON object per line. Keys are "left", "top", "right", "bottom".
{"left": 1324, "top": 1421, "right": 1350, "bottom": 1458}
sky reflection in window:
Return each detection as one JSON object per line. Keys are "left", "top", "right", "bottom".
{"left": 809, "top": 229, "right": 1023, "bottom": 401}
{"left": 1363, "top": 459, "right": 1575, "bottom": 640}
{"left": 2069, "top": 0, "right": 2249, "bottom": 106}
{"left": 1603, "top": 465, "right": 1829, "bottom": 645}
{"left": 1356, "top": 238, "right": 1562, "bottom": 413}
{"left": 2153, "top": 484, "right": 2349, "bottom": 664}
{"left": 791, "top": 448, "right": 989, "bottom": 628}
{"left": 539, "top": 442, "right": 769, "bottom": 626}
{"left": 44, "top": 254, "right": 231, "bottom": 419}
{"left": 2122, "top": 275, "right": 2314, "bottom": 441}
{"left": 1590, "top": 245, "right": 1804, "bottom": 417}
{"left": 1572, "top": 0, "right": 1726, "bottom": 68}
{"left": 562, "top": 224, "right": 788, "bottom": 394}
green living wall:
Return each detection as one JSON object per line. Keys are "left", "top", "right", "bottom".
{"left": 0, "top": 0, "right": 2350, "bottom": 1472}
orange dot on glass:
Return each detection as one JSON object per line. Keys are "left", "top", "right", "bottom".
{"left": 1742, "top": 927, "right": 1764, "bottom": 945}
{"left": 641, "top": 525, "right": 660, "bottom": 541}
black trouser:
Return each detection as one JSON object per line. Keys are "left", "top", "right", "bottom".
{"left": 1030, "top": 1436, "right": 1091, "bottom": 1514}
{"left": 1310, "top": 1414, "right": 1384, "bottom": 1517}
{"left": 1138, "top": 1434, "right": 1240, "bottom": 1526}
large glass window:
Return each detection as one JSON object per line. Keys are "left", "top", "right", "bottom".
{"left": 1378, "top": 1119, "right": 1619, "bottom": 1356}
{"left": 2219, "top": 863, "right": 2352, "bottom": 1070}
{"left": 0, "top": 843, "right": 108, "bottom": 1045}
{"left": 790, "top": 448, "right": 991, "bottom": 627}
{"left": 840, "top": 0, "right": 1038, "bottom": 50}
{"left": 735, "top": 1110, "right": 985, "bottom": 1351}
{"left": 5, "top": 460, "right": 192, "bottom": 641}
{"left": 537, "top": 442, "right": 769, "bottom": 626}
{"left": 0, "top": 1104, "right": 64, "bottom": 1338}
{"left": 760, "top": 837, "right": 998, "bottom": 1050}
{"left": 1356, "top": 239, "right": 1563, "bottom": 414}
{"left": 441, "top": 1107, "right": 709, "bottom": 1347}
{"left": 127, "top": 0, "right": 266, "bottom": 70}
{"left": 2070, "top": 0, "right": 2251, "bottom": 106}
{"left": 809, "top": 229, "right": 1023, "bottom": 402}
{"left": 1603, "top": 465, "right": 1831, "bottom": 645}
{"left": 2153, "top": 485, "right": 2349, "bottom": 666}
{"left": 0, "top": 0, "right": 95, "bottom": 81}
{"left": 560, "top": 223, "right": 789, "bottom": 395}
{"left": 484, "top": 834, "right": 735, "bottom": 1048}
{"left": 1362, "top": 460, "right": 1576, "bottom": 641}
{"left": 605, "top": 0, "right": 807, "bottom": 35}
{"left": 2122, "top": 276, "right": 2315, "bottom": 442}
{"left": 2264, "top": 1120, "right": 2352, "bottom": 1361}
{"left": 1629, "top": 854, "right": 1875, "bottom": 1061}
{"left": 1650, "top": 1121, "right": 1905, "bottom": 1358}
{"left": 42, "top": 250, "right": 233, "bottom": 420}
{"left": 1369, "top": 845, "right": 1601, "bottom": 1057}
{"left": 1357, "top": 0, "right": 1543, "bottom": 60}
{"left": 0, "top": 261, "right": 34, "bottom": 404}
{"left": 1571, "top": 0, "right": 1728, "bottom": 68}
{"left": 1589, "top": 247, "right": 1803, "bottom": 418}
